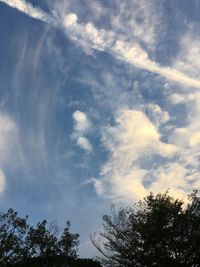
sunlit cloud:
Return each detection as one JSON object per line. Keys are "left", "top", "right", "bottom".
{"left": 93, "top": 109, "right": 180, "bottom": 201}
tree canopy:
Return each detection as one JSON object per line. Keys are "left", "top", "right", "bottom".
{"left": 92, "top": 191, "right": 200, "bottom": 267}
{"left": 0, "top": 208, "right": 101, "bottom": 267}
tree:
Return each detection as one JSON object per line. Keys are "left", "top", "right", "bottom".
{"left": 25, "top": 220, "right": 60, "bottom": 260}
{"left": 0, "top": 208, "right": 28, "bottom": 265}
{"left": 0, "top": 209, "right": 79, "bottom": 266}
{"left": 91, "top": 191, "right": 200, "bottom": 267}
{"left": 58, "top": 221, "right": 79, "bottom": 258}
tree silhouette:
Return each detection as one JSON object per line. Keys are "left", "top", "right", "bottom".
{"left": 0, "top": 209, "right": 80, "bottom": 266}
{"left": 0, "top": 208, "right": 28, "bottom": 265}
{"left": 58, "top": 221, "right": 79, "bottom": 258}
{"left": 92, "top": 191, "right": 200, "bottom": 267}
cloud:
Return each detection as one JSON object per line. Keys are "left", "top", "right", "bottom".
{"left": 169, "top": 93, "right": 188, "bottom": 105}
{"left": 0, "top": 170, "right": 6, "bottom": 193}
{"left": 146, "top": 104, "right": 170, "bottom": 126}
{"left": 0, "top": 114, "right": 17, "bottom": 163}
{"left": 150, "top": 163, "right": 189, "bottom": 201}
{"left": 168, "top": 91, "right": 200, "bottom": 176}
{"left": 113, "top": 40, "right": 200, "bottom": 89}
{"left": 77, "top": 61, "right": 200, "bottom": 202}
{"left": 108, "top": 0, "right": 161, "bottom": 48}
{"left": 76, "top": 136, "right": 92, "bottom": 152}
{"left": 174, "top": 34, "right": 200, "bottom": 79}
{"left": 63, "top": 13, "right": 78, "bottom": 27}
{"left": 0, "top": 0, "right": 51, "bottom": 22}
{"left": 3, "top": 0, "right": 200, "bottom": 88}
{"left": 73, "top": 110, "right": 91, "bottom": 134}
{"left": 189, "top": 132, "right": 200, "bottom": 147}
{"left": 94, "top": 92, "right": 200, "bottom": 201}
{"left": 72, "top": 110, "right": 92, "bottom": 152}
{"left": 61, "top": 11, "right": 200, "bottom": 89}
{"left": 94, "top": 109, "right": 179, "bottom": 201}
{"left": 3, "top": 0, "right": 200, "bottom": 203}
{"left": 0, "top": 113, "right": 19, "bottom": 193}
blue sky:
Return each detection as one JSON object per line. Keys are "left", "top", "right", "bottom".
{"left": 1, "top": 0, "right": 200, "bottom": 257}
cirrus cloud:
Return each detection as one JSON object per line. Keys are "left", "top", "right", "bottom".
{"left": 2, "top": 0, "right": 200, "bottom": 89}
{"left": 0, "top": 113, "right": 19, "bottom": 193}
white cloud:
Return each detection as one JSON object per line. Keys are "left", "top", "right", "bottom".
{"left": 60, "top": 11, "right": 200, "bottom": 89}
{"left": 189, "top": 132, "right": 200, "bottom": 147}
{"left": 169, "top": 90, "right": 200, "bottom": 149}
{"left": 109, "top": 0, "right": 158, "bottom": 47}
{"left": 0, "top": 169, "right": 6, "bottom": 193}
{"left": 102, "top": 109, "right": 177, "bottom": 157}
{"left": 95, "top": 109, "right": 179, "bottom": 201}
{"left": 174, "top": 34, "right": 200, "bottom": 79}
{"left": 150, "top": 163, "right": 189, "bottom": 201}
{"left": 0, "top": 0, "right": 51, "bottom": 22}
{"left": 3, "top": 0, "right": 200, "bottom": 202}
{"left": 3, "top": 0, "right": 200, "bottom": 88}
{"left": 146, "top": 104, "right": 170, "bottom": 126}
{"left": 73, "top": 110, "right": 91, "bottom": 134}
{"left": 0, "top": 113, "right": 19, "bottom": 194}
{"left": 92, "top": 99, "right": 200, "bottom": 202}
{"left": 63, "top": 13, "right": 78, "bottom": 27}
{"left": 77, "top": 136, "right": 92, "bottom": 152}
{"left": 169, "top": 93, "right": 187, "bottom": 105}
{"left": 113, "top": 40, "right": 200, "bottom": 89}
{"left": 72, "top": 110, "right": 92, "bottom": 152}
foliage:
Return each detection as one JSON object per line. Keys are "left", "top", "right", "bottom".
{"left": 11, "top": 256, "right": 102, "bottom": 267}
{"left": 0, "top": 209, "right": 80, "bottom": 266}
{"left": 91, "top": 191, "right": 200, "bottom": 267}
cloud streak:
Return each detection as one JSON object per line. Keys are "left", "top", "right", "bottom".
{"left": 2, "top": 0, "right": 200, "bottom": 89}
{"left": 114, "top": 41, "right": 200, "bottom": 89}
{"left": 0, "top": 0, "right": 51, "bottom": 22}
{"left": 0, "top": 113, "right": 19, "bottom": 193}
{"left": 63, "top": 15, "right": 200, "bottom": 89}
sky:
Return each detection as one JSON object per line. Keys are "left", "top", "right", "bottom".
{"left": 0, "top": 0, "right": 200, "bottom": 258}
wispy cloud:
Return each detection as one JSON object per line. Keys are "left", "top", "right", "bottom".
{"left": 0, "top": 0, "right": 51, "bottom": 22}
{"left": 62, "top": 14, "right": 200, "bottom": 89}
{"left": 3, "top": 0, "right": 200, "bottom": 203}
{"left": 173, "top": 33, "right": 200, "bottom": 79}
{"left": 0, "top": 113, "right": 19, "bottom": 193}
{"left": 2, "top": 0, "right": 200, "bottom": 89}
{"left": 113, "top": 41, "right": 200, "bottom": 89}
